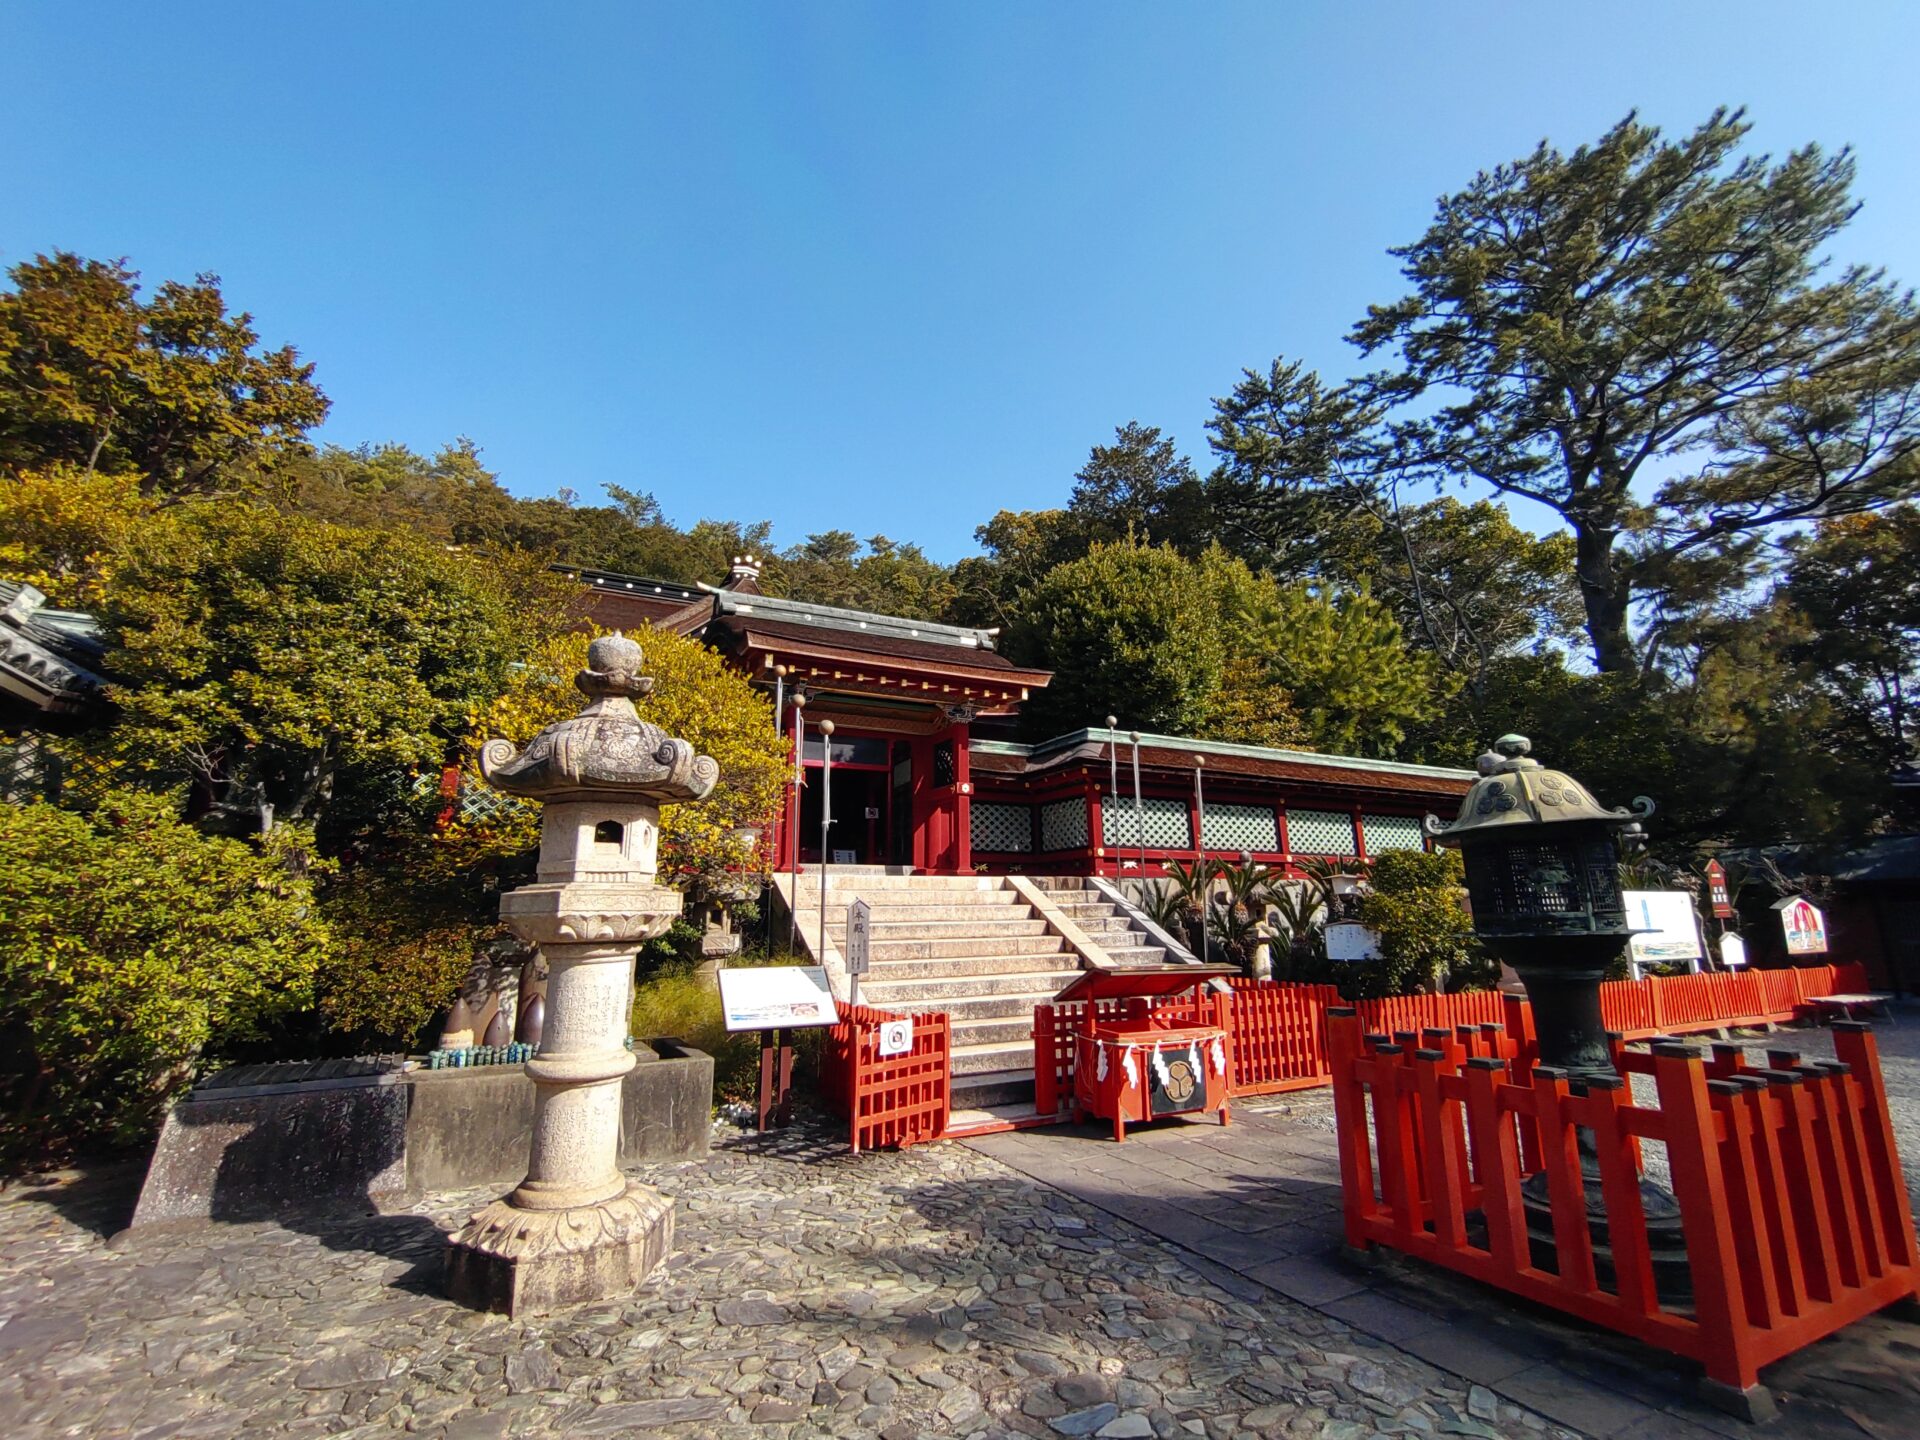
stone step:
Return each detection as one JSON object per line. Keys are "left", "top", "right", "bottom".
{"left": 952, "top": 1038, "right": 1035, "bottom": 1077}
{"left": 806, "top": 889, "right": 1030, "bottom": 909}
{"left": 823, "top": 901, "right": 1037, "bottom": 922}
{"left": 859, "top": 933, "right": 1071, "bottom": 962}
{"left": 796, "top": 874, "right": 1011, "bottom": 893}
{"left": 852, "top": 923, "right": 1055, "bottom": 950}
{"left": 1106, "top": 947, "right": 1173, "bottom": 965}
{"left": 950, "top": 1068, "right": 1036, "bottom": 1110}
{"left": 899, "top": 990, "right": 1058, "bottom": 1022}
{"left": 952, "top": 1015, "right": 1042, "bottom": 1047}
{"left": 863, "top": 951, "right": 1080, "bottom": 980}
{"left": 861, "top": 968, "right": 1081, "bottom": 1002}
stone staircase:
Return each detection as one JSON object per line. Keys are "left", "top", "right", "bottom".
{"left": 792, "top": 869, "right": 1178, "bottom": 1111}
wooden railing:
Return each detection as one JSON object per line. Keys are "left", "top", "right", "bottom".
{"left": 1327, "top": 1002, "right": 1920, "bottom": 1397}
{"left": 1033, "top": 964, "right": 1872, "bottom": 1112}
{"left": 822, "top": 1002, "right": 950, "bottom": 1153}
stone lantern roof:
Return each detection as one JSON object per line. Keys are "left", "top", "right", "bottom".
{"left": 478, "top": 633, "right": 718, "bottom": 804}
{"left": 1424, "top": 734, "right": 1651, "bottom": 845}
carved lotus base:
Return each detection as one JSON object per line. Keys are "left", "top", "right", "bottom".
{"left": 443, "top": 1180, "right": 673, "bottom": 1316}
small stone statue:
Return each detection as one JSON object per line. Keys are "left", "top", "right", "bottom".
{"left": 445, "top": 633, "right": 718, "bottom": 1316}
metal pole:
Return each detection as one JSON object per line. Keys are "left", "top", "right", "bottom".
{"left": 1195, "top": 756, "right": 1209, "bottom": 967}
{"left": 1106, "top": 716, "right": 1119, "bottom": 875}
{"left": 769, "top": 666, "right": 785, "bottom": 954}
{"left": 818, "top": 719, "right": 836, "bottom": 964}
{"left": 788, "top": 695, "right": 806, "bottom": 954}
{"left": 1130, "top": 731, "right": 1146, "bottom": 888}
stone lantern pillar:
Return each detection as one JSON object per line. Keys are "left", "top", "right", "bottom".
{"left": 445, "top": 633, "right": 718, "bottom": 1316}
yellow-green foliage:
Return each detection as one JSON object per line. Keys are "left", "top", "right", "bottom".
{"left": 0, "top": 790, "right": 330, "bottom": 1156}
{"left": 629, "top": 969, "right": 762, "bottom": 1105}
{"left": 464, "top": 626, "right": 787, "bottom": 896}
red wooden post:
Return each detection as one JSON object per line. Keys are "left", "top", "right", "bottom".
{"left": 1833, "top": 1023, "right": 1920, "bottom": 1277}
{"left": 1034, "top": 1004, "right": 1057, "bottom": 1115}
{"left": 1586, "top": 1075, "right": 1658, "bottom": 1319}
{"left": 1463, "top": 1056, "right": 1530, "bottom": 1273}
{"left": 1652, "top": 1041, "right": 1760, "bottom": 1391}
{"left": 1528, "top": 1066, "right": 1597, "bottom": 1295}
{"left": 1326, "top": 1009, "right": 1379, "bottom": 1245}
{"left": 1413, "top": 1047, "right": 1469, "bottom": 1248}
{"left": 1711, "top": 1076, "right": 1787, "bottom": 1329}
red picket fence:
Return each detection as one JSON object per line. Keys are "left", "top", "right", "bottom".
{"left": 1327, "top": 1005, "right": 1920, "bottom": 1396}
{"left": 1034, "top": 965, "right": 1866, "bottom": 1114}
{"left": 1222, "top": 981, "right": 1340, "bottom": 1094}
{"left": 822, "top": 1002, "right": 950, "bottom": 1153}
{"left": 1599, "top": 963, "right": 1863, "bottom": 1040}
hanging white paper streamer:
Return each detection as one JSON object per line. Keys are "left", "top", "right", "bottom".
{"left": 1210, "top": 1036, "right": 1227, "bottom": 1076}
{"left": 1122, "top": 1046, "right": 1138, "bottom": 1088}
{"left": 1187, "top": 1041, "right": 1202, "bottom": 1084}
{"left": 1096, "top": 1044, "right": 1109, "bottom": 1083}
{"left": 1151, "top": 1044, "right": 1172, "bottom": 1089}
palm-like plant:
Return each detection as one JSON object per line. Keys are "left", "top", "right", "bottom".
{"left": 1159, "top": 857, "right": 1219, "bottom": 957}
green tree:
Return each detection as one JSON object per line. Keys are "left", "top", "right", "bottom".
{"left": 1237, "top": 579, "right": 1444, "bottom": 757}
{"left": 777, "top": 531, "right": 956, "bottom": 618}
{"left": 1013, "top": 540, "right": 1225, "bottom": 737}
{"left": 0, "top": 252, "right": 329, "bottom": 495}
{"left": 95, "top": 502, "right": 567, "bottom": 825}
{"left": 1068, "top": 422, "right": 1212, "bottom": 551}
{"left": 1350, "top": 849, "right": 1491, "bottom": 998}
{"left": 947, "top": 508, "right": 1086, "bottom": 630}
{"left": 0, "top": 790, "right": 329, "bottom": 1156}
{"left": 1780, "top": 507, "right": 1920, "bottom": 760}
{"left": 1351, "top": 110, "right": 1920, "bottom": 675}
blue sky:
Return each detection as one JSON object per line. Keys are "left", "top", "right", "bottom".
{"left": 6, "top": 4, "right": 1918, "bottom": 562}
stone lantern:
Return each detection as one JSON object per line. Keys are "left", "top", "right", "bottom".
{"left": 1425, "top": 734, "right": 1687, "bottom": 1292}
{"left": 445, "top": 633, "right": 717, "bottom": 1316}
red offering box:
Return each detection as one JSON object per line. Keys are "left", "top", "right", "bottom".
{"left": 1057, "top": 967, "right": 1237, "bottom": 1142}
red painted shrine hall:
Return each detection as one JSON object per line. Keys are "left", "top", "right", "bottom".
{"left": 572, "top": 557, "right": 1474, "bottom": 879}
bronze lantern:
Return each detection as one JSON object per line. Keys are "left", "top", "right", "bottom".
{"left": 1426, "top": 733, "right": 1652, "bottom": 1090}
{"left": 1426, "top": 734, "right": 1686, "bottom": 1296}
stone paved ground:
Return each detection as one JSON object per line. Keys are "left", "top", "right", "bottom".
{"left": 0, "top": 1123, "right": 1577, "bottom": 1440}
{"left": 971, "top": 1018, "right": 1920, "bottom": 1440}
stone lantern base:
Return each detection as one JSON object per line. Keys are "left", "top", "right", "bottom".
{"left": 445, "top": 1179, "right": 673, "bottom": 1317}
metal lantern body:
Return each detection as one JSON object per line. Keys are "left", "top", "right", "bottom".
{"left": 1428, "top": 735, "right": 1651, "bottom": 1090}
{"left": 1427, "top": 735, "right": 1685, "bottom": 1298}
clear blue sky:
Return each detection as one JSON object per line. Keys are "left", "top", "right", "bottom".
{"left": 6, "top": 4, "right": 1918, "bottom": 562}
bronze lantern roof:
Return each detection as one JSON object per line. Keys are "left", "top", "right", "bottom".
{"left": 1424, "top": 734, "right": 1652, "bottom": 845}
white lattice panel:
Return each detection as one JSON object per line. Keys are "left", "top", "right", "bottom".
{"left": 972, "top": 800, "right": 1033, "bottom": 853}
{"left": 1039, "top": 797, "right": 1090, "bottom": 853}
{"left": 1362, "top": 814, "right": 1427, "bottom": 854}
{"left": 1099, "top": 795, "right": 1191, "bottom": 849}
{"left": 1201, "top": 802, "right": 1279, "bottom": 853}
{"left": 1286, "top": 808, "right": 1356, "bottom": 855}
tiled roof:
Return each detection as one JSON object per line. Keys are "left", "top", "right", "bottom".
{"left": 971, "top": 729, "right": 1473, "bottom": 799}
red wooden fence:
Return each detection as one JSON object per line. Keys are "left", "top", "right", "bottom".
{"left": 822, "top": 1002, "right": 951, "bottom": 1153}
{"left": 1327, "top": 1006, "right": 1920, "bottom": 1395}
{"left": 1035, "top": 964, "right": 1870, "bottom": 1113}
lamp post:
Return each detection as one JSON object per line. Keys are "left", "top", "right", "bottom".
{"left": 818, "top": 719, "right": 835, "bottom": 958}
{"left": 1425, "top": 733, "right": 1686, "bottom": 1294}
{"left": 1106, "top": 716, "right": 1119, "bottom": 873}
{"left": 1129, "top": 731, "right": 1146, "bottom": 884}
{"left": 787, "top": 692, "right": 806, "bottom": 954}
{"left": 1193, "top": 755, "right": 1209, "bottom": 967}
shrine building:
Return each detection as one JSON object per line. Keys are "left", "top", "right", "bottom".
{"left": 570, "top": 558, "right": 1474, "bottom": 879}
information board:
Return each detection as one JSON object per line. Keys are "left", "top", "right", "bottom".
{"left": 717, "top": 966, "right": 838, "bottom": 1032}
{"left": 1325, "top": 921, "right": 1383, "bottom": 962}
{"left": 1624, "top": 890, "right": 1704, "bottom": 970}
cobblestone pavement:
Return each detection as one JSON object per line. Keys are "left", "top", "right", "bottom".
{"left": 972, "top": 1020, "right": 1920, "bottom": 1440}
{"left": 0, "top": 1123, "right": 1579, "bottom": 1440}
